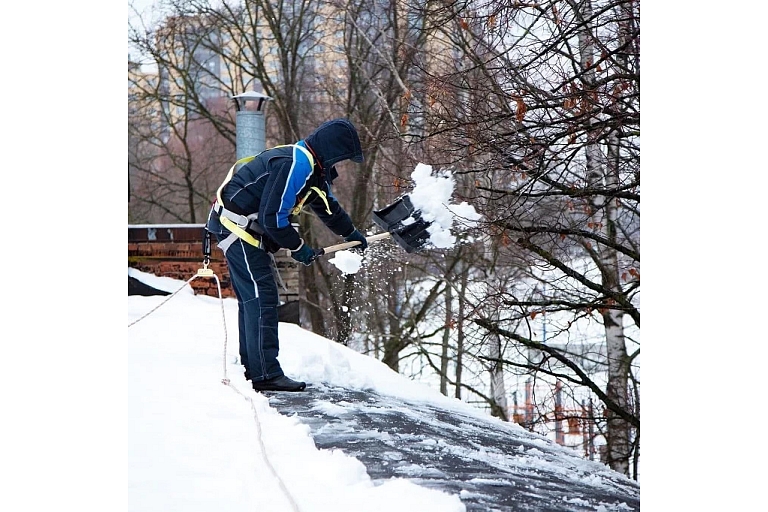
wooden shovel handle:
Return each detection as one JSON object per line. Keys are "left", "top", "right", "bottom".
{"left": 320, "top": 232, "right": 392, "bottom": 255}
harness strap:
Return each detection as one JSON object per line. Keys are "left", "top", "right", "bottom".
{"left": 220, "top": 216, "right": 262, "bottom": 248}
{"left": 291, "top": 186, "right": 332, "bottom": 216}
{"left": 216, "top": 231, "right": 240, "bottom": 255}
{"left": 215, "top": 155, "right": 256, "bottom": 207}
{"left": 213, "top": 154, "right": 261, "bottom": 248}
{"left": 214, "top": 202, "right": 249, "bottom": 227}
{"left": 213, "top": 205, "right": 262, "bottom": 249}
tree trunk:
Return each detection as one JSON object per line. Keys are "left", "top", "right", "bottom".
{"left": 336, "top": 275, "right": 356, "bottom": 345}
{"left": 488, "top": 330, "right": 509, "bottom": 421}
{"left": 578, "top": 0, "right": 631, "bottom": 476}
{"left": 299, "top": 215, "right": 326, "bottom": 335}
{"left": 602, "top": 98, "right": 632, "bottom": 478}
{"left": 440, "top": 280, "right": 453, "bottom": 395}
{"left": 455, "top": 270, "right": 467, "bottom": 400}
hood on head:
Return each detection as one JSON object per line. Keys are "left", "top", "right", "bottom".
{"left": 304, "top": 119, "right": 364, "bottom": 179}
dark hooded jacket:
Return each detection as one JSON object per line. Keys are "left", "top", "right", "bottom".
{"left": 206, "top": 118, "right": 364, "bottom": 251}
{"left": 304, "top": 118, "right": 364, "bottom": 174}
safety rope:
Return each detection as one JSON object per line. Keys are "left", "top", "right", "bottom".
{"left": 127, "top": 273, "right": 201, "bottom": 328}
{"left": 221, "top": 379, "right": 302, "bottom": 512}
{"left": 128, "top": 264, "right": 301, "bottom": 512}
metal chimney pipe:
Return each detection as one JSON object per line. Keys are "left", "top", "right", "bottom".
{"left": 231, "top": 91, "right": 273, "bottom": 167}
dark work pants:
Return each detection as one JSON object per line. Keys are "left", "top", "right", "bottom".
{"left": 217, "top": 236, "right": 283, "bottom": 382}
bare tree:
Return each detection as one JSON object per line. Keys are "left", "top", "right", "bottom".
{"left": 393, "top": 0, "right": 641, "bottom": 478}
{"left": 129, "top": 51, "right": 234, "bottom": 223}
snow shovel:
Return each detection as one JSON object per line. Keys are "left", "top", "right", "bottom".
{"left": 314, "top": 194, "right": 432, "bottom": 257}
{"left": 371, "top": 194, "right": 432, "bottom": 253}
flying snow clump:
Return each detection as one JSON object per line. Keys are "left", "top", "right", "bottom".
{"left": 329, "top": 250, "right": 364, "bottom": 275}
{"left": 408, "top": 163, "right": 482, "bottom": 248}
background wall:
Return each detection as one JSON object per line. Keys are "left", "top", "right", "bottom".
{"left": 128, "top": 224, "right": 300, "bottom": 321}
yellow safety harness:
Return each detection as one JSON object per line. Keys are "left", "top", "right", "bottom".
{"left": 215, "top": 154, "right": 260, "bottom": 247}
{"left": 214, "top": 145, "right": 331, "bottom": 249}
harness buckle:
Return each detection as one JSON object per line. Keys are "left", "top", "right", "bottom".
{"left": 215, "top": 200, "right": 250, "bottom": 228}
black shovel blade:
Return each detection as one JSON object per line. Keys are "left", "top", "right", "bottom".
{"left": 373, "top": 195, "right": 432, "bottom": 253}
{"left": 391, "top": 219, "right": 431, "bottom": 253}
{"left": 372, "top": 194, "right": 417, "bottom": 231}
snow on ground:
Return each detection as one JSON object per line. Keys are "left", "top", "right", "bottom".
{"left": 128, "top": 268, "right": 471, "bottom": 512}
{"left": 127, "top": 267, "right": 639, "bottom": 512}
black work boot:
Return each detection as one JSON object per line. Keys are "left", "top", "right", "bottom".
{"left": 251, "top": 375, "right": 307, "bottom": 392}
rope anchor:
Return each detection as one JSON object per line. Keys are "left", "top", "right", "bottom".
{"left": 197, "top": 255, "right": 215, "bottom": 277}
{"left": 198, "top": 229, "right": 215, "bottom": 277}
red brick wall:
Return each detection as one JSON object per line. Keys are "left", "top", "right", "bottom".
{"left": 128, "top": 225, "right": 298, "bottom": 303}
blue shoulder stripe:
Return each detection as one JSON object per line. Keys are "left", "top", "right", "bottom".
{"left": 276, "top": 145, "right": 313, "bottom": 228}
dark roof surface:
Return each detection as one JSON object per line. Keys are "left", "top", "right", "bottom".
{"left": 264, "top": 384, "right": 640, "bottom": 512}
